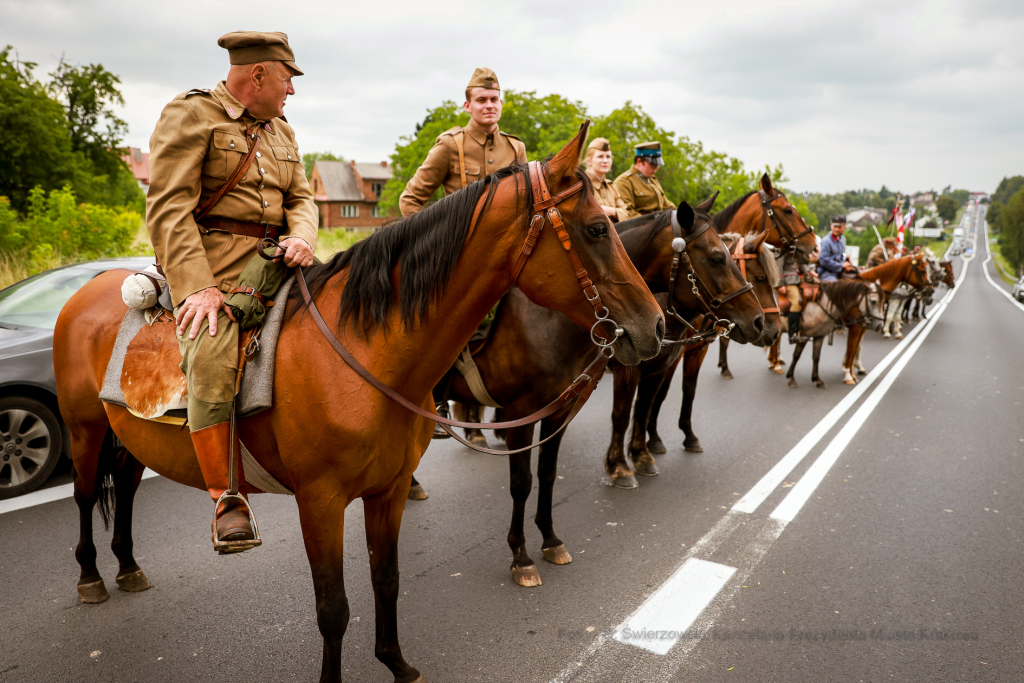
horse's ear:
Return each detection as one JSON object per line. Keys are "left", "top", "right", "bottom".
{"left": 759, "top": 172, "right": 774, "bottom": 195}
{"left": 695, "top": 191, "right": 719, "bottom": 213}
{"left": 547, "top": 120, "right": 590, "bottom": 184}
{"left": 748, "top": 229, "right": 769, "bottom": 252}
{"left": 675, "top": 201, "right": 695, "bottom": 233}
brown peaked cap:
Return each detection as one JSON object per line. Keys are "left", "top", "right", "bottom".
{"left": 218, "top": 31, "right": 303, "bottom": 75}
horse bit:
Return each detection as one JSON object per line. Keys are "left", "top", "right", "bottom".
{"left": 759, "top": 189, "right": 813, "bottom": 255}
{"left": 662, "top": 211, "right": 753, "bottom": 346}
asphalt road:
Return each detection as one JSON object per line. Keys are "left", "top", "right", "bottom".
{"left": 3, "top": 219, "right": 1021, "bottom": 683}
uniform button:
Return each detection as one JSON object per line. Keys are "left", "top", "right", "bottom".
{"left": 489, "top": 159, "right": 494, "bottom": 164}
{"left": 263, "top": 201, "right": 269, "bottom": 207}
{"left": 255, "top": 151, "right": 262, "bottom": 158}
{"left": 229, "top": 141, "right": 235, "bottom": 149}
{"left": 287, "top": 154, "right": 292, "bottom": 159}
{"left": 259, "top": 184, "right": 265, "bottom": 190}
{"left": 260, "top": 167, "right": 265, "bottom": 174}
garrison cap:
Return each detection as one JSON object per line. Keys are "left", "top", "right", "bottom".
{"left": 587, "top": 137, "right": 611, "bottom": 152}
{"left": 467, "top": 67, "right": 500, "bottom": 92}
{"left": 218, "top": 31, "right": 304, "bottom": 76}
{"left": 634, "top": 141, "right": 664, "bottom": 166}
{"left": 831, "top": 215, "right": 847, "bottom": 224}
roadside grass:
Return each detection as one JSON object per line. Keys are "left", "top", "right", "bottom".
{"left": 988, "top": 238, "right": 1017, "bottom": 286}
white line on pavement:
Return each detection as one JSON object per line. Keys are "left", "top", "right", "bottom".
{"left": 770, "top": 256, "right": 968, "bottom": 522}
{"left": 980, "top": 222, "right": 1024, "bottom": 313}
{"left": 0, "top": 469, "right": 160, "bottom": 516}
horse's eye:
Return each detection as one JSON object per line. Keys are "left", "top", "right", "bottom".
{"left": 587, "top": 223, "right": 607, "bottom": 238}
{"left": 783, "top": 207, "right": 793, "bottom": 214}
{"left": 755, "top": 275, "right": 767, "bottom": 283}
{"left": 710, "top": 255, "right": 726, "bottom": 265}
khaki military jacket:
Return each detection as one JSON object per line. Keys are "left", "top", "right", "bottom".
{"left": 613, "top": 168, "right": 676, "bottom": 219}
{"left": 585, "top": 169, "right": 629, "bottom": 223}
{"left": 146, "top": 81, "right": 318, "bottom": 307}
{"left": 398, "top": 119, "right": 527, "bottom": 216}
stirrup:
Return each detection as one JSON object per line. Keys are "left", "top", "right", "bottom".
{"left": 212, "top": 491, "right": 262, "bottom": 554}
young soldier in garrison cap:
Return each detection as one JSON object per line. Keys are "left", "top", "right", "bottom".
{"left": 398, "top": 68, "right": 527, "bottom": 440}
{"left": 613, "top": 141, "right": 676, "bottom": 218}
{"left": 398, "top": 67, "right": 527, "bottom": 216}
{"left": 583, "top": 137, "right": 629, "bottom": 223}
{"left": 146, "top": 31, "right": 318, "bottom": 552}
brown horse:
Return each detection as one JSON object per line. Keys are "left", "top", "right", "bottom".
{"left": 53, "top": 125, "right": 665, "bottom": 683}
{"left": 638, "top": 177, "right": 815, "bottom": 455}
{"left": 439, "top": 200, "right": 763, "bottom": 586}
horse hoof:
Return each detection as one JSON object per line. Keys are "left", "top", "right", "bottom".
{"left": 817, "top": 381, "right": 829, "bottom": 388}
{"left": 77, "top": 579, "right": 109, "bottom": 604}
{"left": 512, "top": 564, "right": 542, "bottom": 587}
{"left": 788, "top": 379, "right": 799, "bottom": 388}
{"left": 115, "top": 569, "right": 151, "bottom": 592}
{"left": 647, "top": 439, "right": 667, "bottom": 454}
{"left": 542, "top": 544, "right": 573, "bottom": 565}
{"left": 721, "top": 369, "right": 734, "bottom": 379}
{"left": 633, "top": 459, "right": 660, "bottom": 476}
{"left": 771, "top": 365, "right": 785, "bottom": 375}
{"left": 683, "top": 441, "right": 703, "bottom": 453}
{"left": 610, "top": 474, "right": 638, "bottom": 489}
{"left": 895, "top": 333, "right": 904, "bottom": 340}
{"left": 467, "top": 432, "right": 489, "bottom": 448}
{"left": 857, "top": 369, "right": 866, "bottom": 376}
{"left": 407, "top": 484, "right": 429, "bottom": 501}
{"left": 844, "top": 378, "right": 856, "bottom": 385}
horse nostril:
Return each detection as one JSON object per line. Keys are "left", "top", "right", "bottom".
{"left": 656, "top": 316, "right": 666, "bottom": 342}
{"left": 754, "top": 316, "right": 764, "bottom": 333}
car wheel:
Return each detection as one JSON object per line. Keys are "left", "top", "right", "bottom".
{"left": 0, "top": 397, "right": 63, "bottom": 500}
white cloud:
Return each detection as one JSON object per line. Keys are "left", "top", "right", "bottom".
{"left": 2, "top": 0, "right": 1020, "bottom": 194}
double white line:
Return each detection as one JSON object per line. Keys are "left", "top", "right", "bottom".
{"left": 552, "top": 258, "right": 970, "bottom": 682}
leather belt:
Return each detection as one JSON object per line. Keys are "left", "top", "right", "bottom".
{"left": 198, "top": 216, "right": 281, "bottom": 241}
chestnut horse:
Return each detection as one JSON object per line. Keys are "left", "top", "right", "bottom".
{"left": 53, "top": 125, "right": 665, "bottom": 683}
{"left": 638, "top": 177, "right": 816, "bottom": 455}
{"left": 439, "top": 200, "right": 762, "bottom": 586}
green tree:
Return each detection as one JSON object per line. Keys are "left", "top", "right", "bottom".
{"left": 0, "top": 46, "right": 78, "bottom": 212}
{"left": 302, "top": 151, "right": 344, "bottom": 178}
{"left": 943, "top": 188, "right": 970, "bottom": 204}
{"left": 987, "top": 175, "right": 1024, "bottom": 230}
{"left": 998, "top": 186, "right": 1024, "bottom": 275}
{"left": 934, "top": 195, "right": 959, "bottom": 222}
{"left": 500, "top": 91, "right": 589, "bottom": 161}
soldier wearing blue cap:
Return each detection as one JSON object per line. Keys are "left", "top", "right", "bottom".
{"left": 613, "top": 141, "right": 675, "bottom": 218}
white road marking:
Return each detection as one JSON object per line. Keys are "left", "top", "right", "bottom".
{"left": 0, "top": 469, "right": 159, "bottom": 516}
{"left": 980, "top": 221, "right": 1024, "bottom": 313}
{"left": 612, "top": 558, "right": 736, "bottom": 655}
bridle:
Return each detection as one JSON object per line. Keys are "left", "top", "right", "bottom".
{"left": 662, "top": 211, "right": 754, "bottom": 345}
{"left": 820, "top": 281, "right": 884, "bottom": 329}
{"left": 730, "top": 235, "right": 779, "bottom": 315}
{"left": 759, "top": 189, "right": 813, "bottom": 255}
{"left": 276, "top": 159, "right": 625, "bottom": 456}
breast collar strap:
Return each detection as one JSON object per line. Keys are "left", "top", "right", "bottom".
{"left": 664, "top": 211, "right": 753, "bottom": 342}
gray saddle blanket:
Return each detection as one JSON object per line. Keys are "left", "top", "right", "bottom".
{"left": 98, "top": 277, "right": 293, "bottom": 418}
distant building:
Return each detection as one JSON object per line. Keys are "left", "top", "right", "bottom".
{"left": 911, "top": 192, "right": 935, "bottom": 207}
{"left": 845, "top": 206, "right": 887, "bottom": 231}
{"left": 310, "top": 160, "right": 393, "bottom": 229}
{"left": 121, "top": 147, "right": 150, "bottom": 193}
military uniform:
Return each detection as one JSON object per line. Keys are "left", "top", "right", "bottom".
{"left": 613, "top": 141, "right": 675, "bottom": 218}
{"left": 145, "top": 31, "right": 317, "bottom": 552}
{"left": 399, "top": 68, "right": 526, "bottom": 216}
{"left": 583, "top": 137, "right": 628, "bottom": 223}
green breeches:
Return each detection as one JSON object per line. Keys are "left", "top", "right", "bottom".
{"left": 177, "top": 252, "right": 288, "bottom": 431}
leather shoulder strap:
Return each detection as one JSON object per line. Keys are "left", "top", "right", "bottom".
{"left": 453, "top": 130, "right": 468, "bottom": 189}
{"left": 193, "top": 122, "right": 262, "bottom": 223}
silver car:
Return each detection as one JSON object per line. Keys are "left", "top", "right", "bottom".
{"left": 0, "top": 257, "right": 151, "bottom": 498}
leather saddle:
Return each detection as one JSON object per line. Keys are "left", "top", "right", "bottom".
{"left": 120, "top": 315, "right": 258, "bottom": 422}
{"left": 776, "top": 282, "right": 822, "bottom": 317}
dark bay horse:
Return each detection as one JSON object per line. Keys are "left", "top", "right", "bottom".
{"left": 440, "top": 200, "right": 763, "bottom": 586}
{"left": 637, "top": 176, "right": 815, "bottom": 455}
{"left": 52, "top": 124, "right": 665, "bottom": 683}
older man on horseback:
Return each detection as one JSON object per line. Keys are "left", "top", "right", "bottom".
{"left": 399, "top": 68, "right": 527, "bottom": 438}
{"left": 146, "top": 31, "right": 317, "bottom": 552}
{"left": 817, "top": 215, "right": 851, "bottom": 282}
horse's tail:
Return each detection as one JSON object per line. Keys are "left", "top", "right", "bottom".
{"left": 93, "top": 429, "right": 124, "bottom": 530}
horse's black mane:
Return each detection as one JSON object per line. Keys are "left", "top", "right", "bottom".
{"left": 615, "top": 211, "right": 673, "bottom": 259}
{"left": 822, "top": 279, "right": 869, "bottom": 314}
{"left": 288, "top": 161, "right": 592, "bottom": 333}
{"left": 711, "top": 191, "right": 757, "bottom": 231}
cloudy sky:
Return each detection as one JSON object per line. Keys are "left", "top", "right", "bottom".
{"left": 3, "top": 0, "right": 1021, "bottom": 195}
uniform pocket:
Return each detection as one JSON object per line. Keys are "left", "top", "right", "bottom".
{"left": 272, "top": 145, "right": 300, "bottom": 187}
{"left": 451, "top": 161, "right": 482, "bottom": 183}
{"left": 207, "top": 130, "right": 246, "bottom": 179}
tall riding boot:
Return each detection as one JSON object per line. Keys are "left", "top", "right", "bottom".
{"left": 788, "top": 311, "right": 802, "bottom": 344}
{"left": 190, "top": 422, "right": 256, "bottom": 551}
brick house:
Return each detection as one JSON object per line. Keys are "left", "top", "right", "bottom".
{"left": 120, "top": 147, "right": 150, "bottom": 193}
{"left": 310, "top": 160, "right": 393, "bottom": 228}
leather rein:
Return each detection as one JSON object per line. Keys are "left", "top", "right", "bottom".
{"left": 662, "top": 211, "right": 754, "bottom": 346}
{"left": 274, "top": 160, "right": 621, "bottom": 456}
{"left": 730, "top": 235, "right": 780, "bottom": 315}
{"left": 759, "top": 189, "right": 814, "bottom": 255}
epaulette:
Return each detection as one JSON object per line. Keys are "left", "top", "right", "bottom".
{"left": 438, "top": 126, "right": 464, "bottom": 138}
{"left": 499, "top": 131, "right": 523, "bottom": 142}
{"left": 174, "top": 88, "right": 213, "bottom": 101}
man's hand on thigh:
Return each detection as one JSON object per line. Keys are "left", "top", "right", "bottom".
{"left": 176, "top": 287, "right": 237, "bottom": 339}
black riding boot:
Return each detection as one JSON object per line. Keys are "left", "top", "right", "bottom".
{"left": 788, "top": 311, "right": 802, "bottom": 344}
{"left": 431, "top": 369, "right": 454, "bottom": 440}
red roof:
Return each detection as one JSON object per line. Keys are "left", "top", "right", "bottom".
{"left": 121, "top": 147, "right": 150, "bottom": 185}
